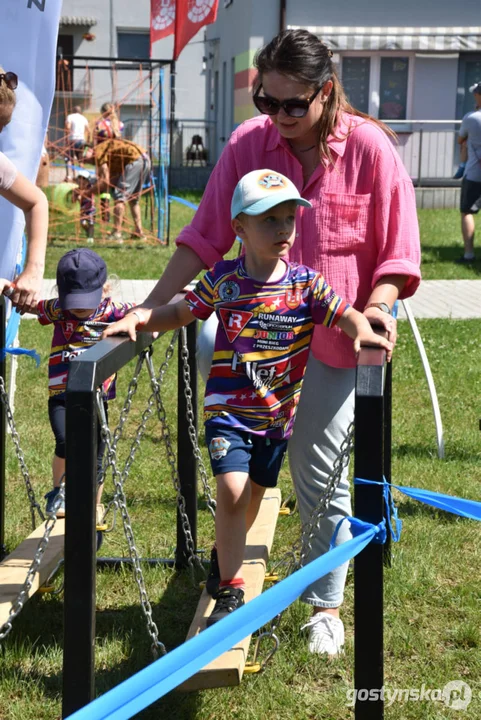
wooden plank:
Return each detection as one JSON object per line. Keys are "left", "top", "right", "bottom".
{"left": 0, "top": 519, "right": 65, "bottom": 627}
{"left": 180, "top": 488, "right": 281, "bottom": 691}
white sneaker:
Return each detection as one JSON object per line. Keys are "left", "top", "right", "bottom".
{"left": 301, "top": 613, "right": 345, "bottom": 655}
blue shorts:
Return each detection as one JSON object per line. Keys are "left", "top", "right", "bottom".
{"left": 204, "top": 425, "right": 288, "bottom": 488}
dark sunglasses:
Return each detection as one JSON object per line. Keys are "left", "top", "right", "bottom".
{"left": 0, "top": 72, "right": 18, "bottom": 91}
{"left": 253, "top": 85, "right": 322, "bottom": 118}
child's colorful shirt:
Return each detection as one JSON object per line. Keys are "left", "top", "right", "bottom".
{"left": 80, "top": 193, "right": 95, "bottom": 217}
{"left": 185, "top": 258, "right": 349, "bottom": 439}
{"left": 37, "top": 297, "right": 133, "bottom": 399}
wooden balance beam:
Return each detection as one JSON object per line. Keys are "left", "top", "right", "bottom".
{"left": 180, "top": 488, "right": 281, "bottom": 691}
{"left": 0, "top": 519, "right": 65, "bottom": 628}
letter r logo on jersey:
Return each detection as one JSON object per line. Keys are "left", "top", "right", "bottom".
{"left": 219, "top": 308, "right": 253, "bottom": 343}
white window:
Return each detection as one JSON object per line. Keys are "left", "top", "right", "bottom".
{"left": 341, "top": 53, "right": 415, "bottom": 120}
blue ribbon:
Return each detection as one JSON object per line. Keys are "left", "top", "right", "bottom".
{"left": 2, "top": 236, "right": 40, "bottom": 366}
{"left": 168, "top": 195, "right": 199, "bottom": 212}
{"left": 355, "top": 477, "right": 481, "bottom": 523}
{"left": 66, "top": 519, "right": 381, "bottom": 720}
{"left": 354, "top": 477, "right": 402, "bottom": 541}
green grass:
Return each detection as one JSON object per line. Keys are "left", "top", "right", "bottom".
{"left": 1, "top": 206, "right": 481, "bottom": 718}
{"left": 0, "top": 315, "right": 480, "bottom": 719}
{"left": 44, "top": 201, "right": 480, "bottom": 281}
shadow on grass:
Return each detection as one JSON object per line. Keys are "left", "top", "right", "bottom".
{"left": 393, "top": 443, "right": 481, "bottom": 462}
{"left": 0, "top": 566, "right": 209, "bottom": 720}
{"left": 422, "top": 246, "right": 481, "bottom": 275}
{"left": 395, "top": 497, "right": 459, "bottom": 523}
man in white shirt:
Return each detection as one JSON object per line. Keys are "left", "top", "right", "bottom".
{"left": 64, "top": 105, "right": 89, "bottom": 180}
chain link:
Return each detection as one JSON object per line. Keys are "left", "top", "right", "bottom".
{"left": 96, "top": 393, "right": 166, "bottom": 659}
{"left": 0, "top": 482, "right": 65, "bottom": 643}
{"left": 145, "top": 334, "right": 204, "bottom": 578}
{"left": 256, "top": 421, "right": 355, "bottom": 669}
{"left": 0, "top": 376, "right": 44, "bottom": 529}
{"left": 180, "top": 327, "right": 216, "bottom": 518}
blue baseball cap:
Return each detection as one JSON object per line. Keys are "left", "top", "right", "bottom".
{"left": 231, "top": 169, "right": 312, "bottom": 219}
{"left": 57, "top": 248, "right": 107, "bottom": 310}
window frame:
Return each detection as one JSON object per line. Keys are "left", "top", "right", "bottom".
{"left": 340, "top": 51, "right": 416, "bottom": 121}
{"left": 117, "top": 29, "right": 151, "bottom": 61}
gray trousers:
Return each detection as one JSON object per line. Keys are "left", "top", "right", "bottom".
{"left": 197, "top": 315, "right": 355, "bottom": 608}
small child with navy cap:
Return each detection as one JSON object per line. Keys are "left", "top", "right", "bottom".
{"left": 36, "top": 248, "right": 133, "bottom": 518}
{"left": 103, "top": 169, "right": 392, "bottom": 626}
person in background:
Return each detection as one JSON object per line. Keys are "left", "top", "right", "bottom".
{"left": 64, "top": 105, "right": 89, "bottom": 181}
{"left": 72, "top": 169, "right": 96, "bottom": 243}
{"left": 456, "top": 82, "right": 481, "bottom": 263}
{"left": 93, "top": 103, "right": 125, "bottom": 222}
{"left": 86, "top": 138, "right": 151, "bottom": 242}
{"left": 0, "top": 67, "right": 48, "bottom": 314}
{"left": 124, "top": 28, "right": 421, "bottom": 656}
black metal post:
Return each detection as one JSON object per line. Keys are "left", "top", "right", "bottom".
{"left": 176, "top": 322, "right": 198, "bottom": 569}
{"left": 62, "top": 362, "right": 98, "bottom": 717}
{"left": 383, "top": 361, "right": 392, "bottom": 566}
{"left": 0, "top": 298, "right": 6, "bottom": 559}
{"left": 354, "top": 347, "right": 385, "bottom": 720}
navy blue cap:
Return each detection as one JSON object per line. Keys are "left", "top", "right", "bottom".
{"left": 57, "top": 248, "right": 107, "bottom": 310}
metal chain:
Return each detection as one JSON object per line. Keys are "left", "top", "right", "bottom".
{"left": 180, "top": 327, "right": 216, "bottom": 518}
{"left": 0, "top": 482, "right": 65, "bottom": 643}
{"left": 255, "top": 421, "right": 355, "bottom": 670}
{"left": 97, "top": 351, "right": 148, "bottom": 489}
{"left": 96, "top": 394, "right": 166, "bottom": 658}
{"left": 298, "top": 421, "right": 355, "bottom": 568}
{"left": 146, "top": 331, "right": 204, "bottom": 577}
{"left": 0, "top": 376, "right": 44, "bottom": 529}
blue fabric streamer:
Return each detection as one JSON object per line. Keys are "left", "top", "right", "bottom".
{"left": 355, "top": 477, "right": 481, "bottom": 523}
{"left": 2, "top": 235, "right": 40, "bottom": 366}
{"left": 168, "top": 195, "right": 199, "bottom": 212}
{"left": 354, "top": 477, "right": 402, "bottom": 542}
{"left": 66, "top": 520, "right": 381, "bottom": 720}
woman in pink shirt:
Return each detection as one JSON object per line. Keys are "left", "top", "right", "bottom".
{"left": 138, "top": 29, "right": 421, "bottom": 654}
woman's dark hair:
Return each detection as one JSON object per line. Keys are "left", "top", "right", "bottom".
{"left": 254, "top": 29, "right": 396, "bottom": 163}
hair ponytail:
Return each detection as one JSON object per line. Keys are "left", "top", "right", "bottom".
{"left": 254, "top": 30, "right": 396, "bottom": 165}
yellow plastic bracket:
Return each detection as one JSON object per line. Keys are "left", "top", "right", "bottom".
{"left": 264, "top": 572, "right": 279, "bottom": 583}
{"left": 37, "top": 584, "right": 55, "bottom": 594}
{"left": 243, "top": 662, "right": 262, "bottom": 674}
{"left": 278, "top": 507, "right": 291, "bottom": 516}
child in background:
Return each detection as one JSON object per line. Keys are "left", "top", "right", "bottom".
{"left": 102, "top": 169, "right": 392, "bottom": 626}
{"left": 72, "top": 169, "right": 96, "bottom": 242}
{"left": 37, "top": 248, "right": 133, "bottom": 518}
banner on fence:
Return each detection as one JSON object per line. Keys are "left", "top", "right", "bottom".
{"left": 0, "top": 0, "right": 62, "bottom": 281}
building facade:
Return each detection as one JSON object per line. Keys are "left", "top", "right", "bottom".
{"left": 205, "top": 0, "right": 481, "bottom": 184}
{"left": 53, "top": 1, "right": 206, "bottom": 164}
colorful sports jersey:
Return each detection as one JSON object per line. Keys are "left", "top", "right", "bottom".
{"left": 185, "top": 258, "right": 349, "bottom": 439}
{"left": 37, "top": 297, "right": 133, "bottom": 398}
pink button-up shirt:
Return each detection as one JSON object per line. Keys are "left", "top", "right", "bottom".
{"left": 177, "top": 113, "right": 421, "bottom": 368}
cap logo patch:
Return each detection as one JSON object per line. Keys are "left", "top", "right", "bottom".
{"left": 258, "top": 173, "right": 287, "bottom": 190}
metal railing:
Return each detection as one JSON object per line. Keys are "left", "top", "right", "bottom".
{"left": 62, "top": 322, "right": 198, "bottom": 717}
{"left": 386, "top": 120, "right": 463, "bottom": 186}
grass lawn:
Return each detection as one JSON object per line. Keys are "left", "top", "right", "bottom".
{"left": 0, "top": 205, "right": 480, "bottom": 718}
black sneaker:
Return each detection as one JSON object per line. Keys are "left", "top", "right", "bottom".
{"left": 205, "top": 546, "right": 220, "bottom": 596}
{"left": 455, "top": 256, "right": 476, "bottom": 264}
{"left": 206, "top": 587, "right": 245, "bottom": 627}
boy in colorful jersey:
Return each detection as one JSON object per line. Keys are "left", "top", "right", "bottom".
{"left": 103, "top": 169, "right": 391, "bottom": 625}
{"left": 37, "top": 248, "right": 133, "bottom": 517}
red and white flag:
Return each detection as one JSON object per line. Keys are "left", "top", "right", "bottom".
{"left": 150, "top": 0, "right": 176, "bottom": 55}
{"left": 174, "top": 0, "right": 219, "bottom": 61}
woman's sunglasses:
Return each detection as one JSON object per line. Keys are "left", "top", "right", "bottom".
{"left": 0, "top": 72, "right": 18, "bottom": 91}
{"left": 253, "top": 85, "right": 322, "bottom": 118}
